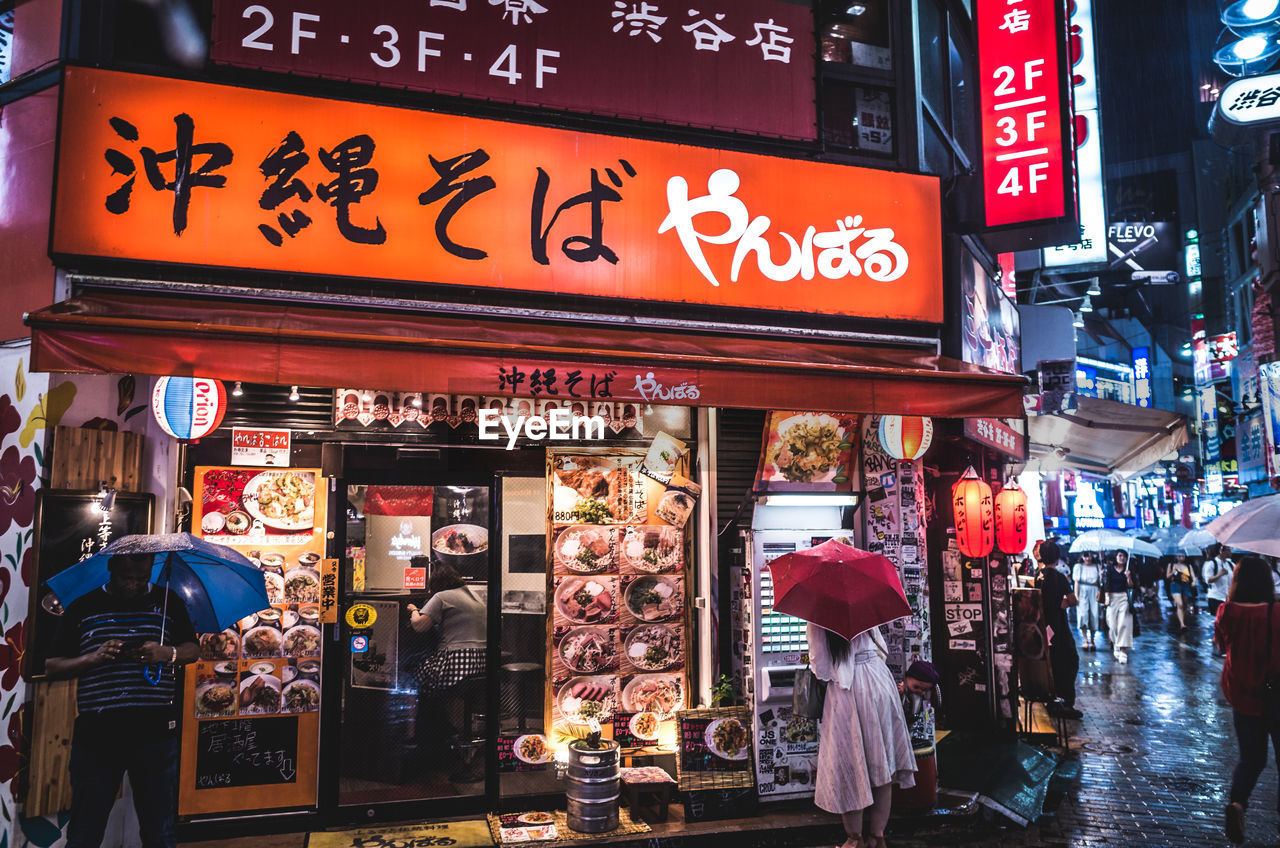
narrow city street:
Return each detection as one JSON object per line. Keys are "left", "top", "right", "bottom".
{"left": 890, "top": 601, "right": 1280, "bottom": 848}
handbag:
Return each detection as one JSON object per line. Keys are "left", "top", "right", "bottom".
{"left": 793, "top": 665, "right": 826, "bottom": 720}
{"left": 1261, "top": 603, "right": 1280, "bottom": 722}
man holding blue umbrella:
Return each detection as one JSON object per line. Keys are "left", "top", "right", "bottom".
{"left": 47, "top": 551, "right": 198, "bottom": 848}
{"left": 44, "top": 532, "right": 268, "bottom": 848}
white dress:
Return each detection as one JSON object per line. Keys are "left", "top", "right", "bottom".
{"left": 809, "top": 624, "right": 917, "bottom": 813}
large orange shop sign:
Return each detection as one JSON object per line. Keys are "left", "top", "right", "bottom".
{"left": 52, "top": 68, "right": 943, "bottom": 323}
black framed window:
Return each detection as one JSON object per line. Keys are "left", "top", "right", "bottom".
{"left": 916, "top": 0, "right": 977, "bottom": 179}
{"left": 818, "top": 1, "right": 902, "bottom": 162}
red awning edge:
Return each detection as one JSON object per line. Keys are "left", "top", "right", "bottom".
{"left": 26, "top": 293, "right": 1028, "bottom": 418}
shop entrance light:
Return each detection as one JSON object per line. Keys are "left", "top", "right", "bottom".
{"left": 231, "top": 381, "right": 244, "bottom": 397}
{"left": 1086, "top": 278, "right": 1102, "bottom": 296}
{"left": 1073, "top": 311, "right": 1085, "bottom": 328}
{"left": 288, "top": 385, "right": 300, "bottom": 402}
{"left": 1080, "top": 295, "right": 1094, "bottom": 312}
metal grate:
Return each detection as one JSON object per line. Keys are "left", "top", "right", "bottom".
{"left": 216, "top": 383, "right": 336, "bottom": 433}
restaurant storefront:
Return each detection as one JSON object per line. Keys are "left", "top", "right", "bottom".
{"left": 16, "top": 27, "right": 1025, "bottom": 842}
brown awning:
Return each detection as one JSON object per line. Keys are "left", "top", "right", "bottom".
{"left": 25, "top": 292, "right": 1027, "bottom": 417}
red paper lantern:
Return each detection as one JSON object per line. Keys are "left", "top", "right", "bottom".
{"left": 952, "top": 466, "right": 995, "bottom": 558}
{"left": 994, "top": 481, "right": 1029, "bottom": 555}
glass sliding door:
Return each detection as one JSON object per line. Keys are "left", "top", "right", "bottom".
{"left": 333, "top": 481, "right": 495, "bottom": 812}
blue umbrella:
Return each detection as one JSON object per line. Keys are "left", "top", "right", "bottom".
{"left": 46, "top": 532, "right": 270, "bottom": 635}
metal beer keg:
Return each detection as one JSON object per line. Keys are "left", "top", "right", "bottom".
{"left": 565, "top": 738, "right": 620, "bottom": 833}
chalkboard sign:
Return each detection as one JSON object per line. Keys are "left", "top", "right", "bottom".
{"left": 194, "top": 716, "right": 299, "bottom": 789}
{"left": 28, "top": 489, "right": 155, "bottom": 678}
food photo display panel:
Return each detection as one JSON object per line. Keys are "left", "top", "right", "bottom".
{"left": 179, "top": 466, "right": 327, "bottom": 815}
{"left": 548, "top": 449, "right": 693, "bottom": 748}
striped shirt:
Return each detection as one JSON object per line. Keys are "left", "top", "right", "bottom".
{"left": 52, "top": 585, "right": 196, "bottom": 737}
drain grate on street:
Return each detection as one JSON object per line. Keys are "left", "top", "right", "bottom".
{"left": 1078, "top": 742, "right": 1136, "bottom": 755}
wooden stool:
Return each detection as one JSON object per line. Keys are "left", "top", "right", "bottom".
{"left": 619, "top": 767, "right": 675, "bottom": 823}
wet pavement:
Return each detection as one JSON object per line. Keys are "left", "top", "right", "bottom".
{"left": 893, "top": 598, "right": 1279, "bottom": 848}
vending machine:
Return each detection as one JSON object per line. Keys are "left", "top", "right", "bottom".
{"left": 731, "top": 501, "right": 852, "bottom": 802}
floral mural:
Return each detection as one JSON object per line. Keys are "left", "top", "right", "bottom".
{"left": 0, "top": 347, "right": 50, "bottom": 848}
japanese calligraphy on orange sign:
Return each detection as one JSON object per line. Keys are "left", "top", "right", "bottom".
{"left": 320, "top": 559, "right": 339, "bottom": 624}
{"left": 52, "top": 67, "right": 943, "bottom": 323}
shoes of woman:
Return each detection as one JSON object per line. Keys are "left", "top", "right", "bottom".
{"left": 1225, "top": 801, "right": 1245, "bottom": 844}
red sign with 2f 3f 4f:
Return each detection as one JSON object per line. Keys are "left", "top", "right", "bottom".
{"left": 977, "top": 0, "right": 1069, "bottom": 228}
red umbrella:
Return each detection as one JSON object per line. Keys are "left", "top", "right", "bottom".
{"left": 766, "top": 539, "right": 912, "bottom": 641}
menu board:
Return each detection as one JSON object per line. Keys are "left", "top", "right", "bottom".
{"left": 497, "top": 733, "right": 553, "bottom": 773}
{"left": 179, "top": 466, "right": 326, "bottom": 815}
{"left": 194, "top": 717, "right": 300, "bottom": 789}
{"left": 492, "top": 812, "right": 558, "bottom": 842}
{"left": 548, "top": 452, "right": 692, "bottom": 745}
{"left": 679, "top": 710, "right": 753, "bottom": 774}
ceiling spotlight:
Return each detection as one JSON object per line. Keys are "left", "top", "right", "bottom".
{"left": 1073, "top": 311, "right": 1085, "bottom": 328}
{"left": 1223, "top": 0, "right": 1280, "bottom": 29}
{"left": 1213, "top": 29, "right": 1280, "bottom": 76}
{"left": 845, "top": 3, "right": 867, "bottom": 14}
{"left": 412, "top": 395, "right": 423, "bottom": 408}
{"left": 232, "top": 381, "right": 244, "bottom": 397}
{"left": 1086, "top": 278, "right": 1101, "bottom": 296}
{"left": 362, "top": 391, "right": 373, "bottom": 404}
{"left": 1080, "top": 295, "right": 1094, "bottom": 313}
{"left": 289, "top": 385, "right": 300, "bottom": 402}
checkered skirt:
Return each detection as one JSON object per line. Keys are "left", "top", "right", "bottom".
{"left": 416, "top": 647, "right": 486, "bottom": 690}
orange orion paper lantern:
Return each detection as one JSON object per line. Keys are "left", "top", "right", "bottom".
{"left": 878, "top": 415, "right": 933, "bottom": 460}
{"left": 952, "top": 466, "right": 994, "bottom": 558}
{"left": 994, "top": 481, "right": 1029, "bottom": 555}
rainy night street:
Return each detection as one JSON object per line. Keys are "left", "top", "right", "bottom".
{"left": 878, "top": 601, "right": 1280, "bottom": 848}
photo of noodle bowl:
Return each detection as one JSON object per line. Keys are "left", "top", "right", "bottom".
{"left": 195, "top": 680, "right": 237, "bottom": 717}
{"left": 768, "top": 414, "right": 846, "bottom": 483}
{"left": 620, "top": 526, "right": 682, "bottom": 573}
{"left": 621, "top": 674, "right": 684, "bottom": 716}
{"left": 558, "top": 676, "right": 619, "bottom": 723}
{"left": 624, "top": 625, "right": 683, "bottom": 671}
{"left": 558, "top": 627, "right": 618, "bottom": 674}
{"left": 554, "top": 526, "right": 616, "bottom": 574}
{"left": 629, "top": 711, "right": 661, "bottom": 742}
{"left": 705, "top": 717, "right": 749, "bottom": 761}
{"left": 513, "top": 735, "right": 552, "bottom": 765}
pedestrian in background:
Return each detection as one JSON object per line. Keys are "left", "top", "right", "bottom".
{"left": 1137, "top": 553, "right": 1163, "bottom": 625}
{"left": 1037, "top": 541, "right": 1081, "bottom": 718}
{"left": 1215, "top": 555, "right": 1280, "bottom": 845}
{"left": 1073, "top": 552, "right": 1102, "bottom": 651}
{"left": 1168, "top": 553, "right": 1196, "bottom": 633}
{"left": 1102, "top": 552, "right": 1135, "bottom": 663}
{"left": 810, "top": 623, "right": 917, "bottom": 848}
{"left": 1205, "top": 545, "right": 1235, "bottom": 657}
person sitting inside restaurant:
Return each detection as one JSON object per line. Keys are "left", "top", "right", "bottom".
{"left": 408, "top": 564, "right": 487, "bottom": 760}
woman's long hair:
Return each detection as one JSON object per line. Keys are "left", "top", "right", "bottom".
{"left": 428, "top": 563, "right": 464, "bottom": 595}
{"left": 824, "top": 626, "right": 851, "bottom": 665}
{"left": 1228, "top": 555, "right": 1276, "bottom": 604}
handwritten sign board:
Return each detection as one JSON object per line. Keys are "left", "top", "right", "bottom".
{"left": 194, "top": 716, "right": 299, "bottom": 789}
{"left": 28, "top": 490, "right": 155, "bottom": 679}
{"left": 230, "top": 428, "right": 291, "bottom": 467}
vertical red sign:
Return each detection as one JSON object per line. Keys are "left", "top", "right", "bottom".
{"left": 978, "top": 0, "right": 1068, "bottom": 227}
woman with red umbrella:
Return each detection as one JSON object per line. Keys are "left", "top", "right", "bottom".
{"left": 769, "top": 541, "right": 917, "bottom": 848}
